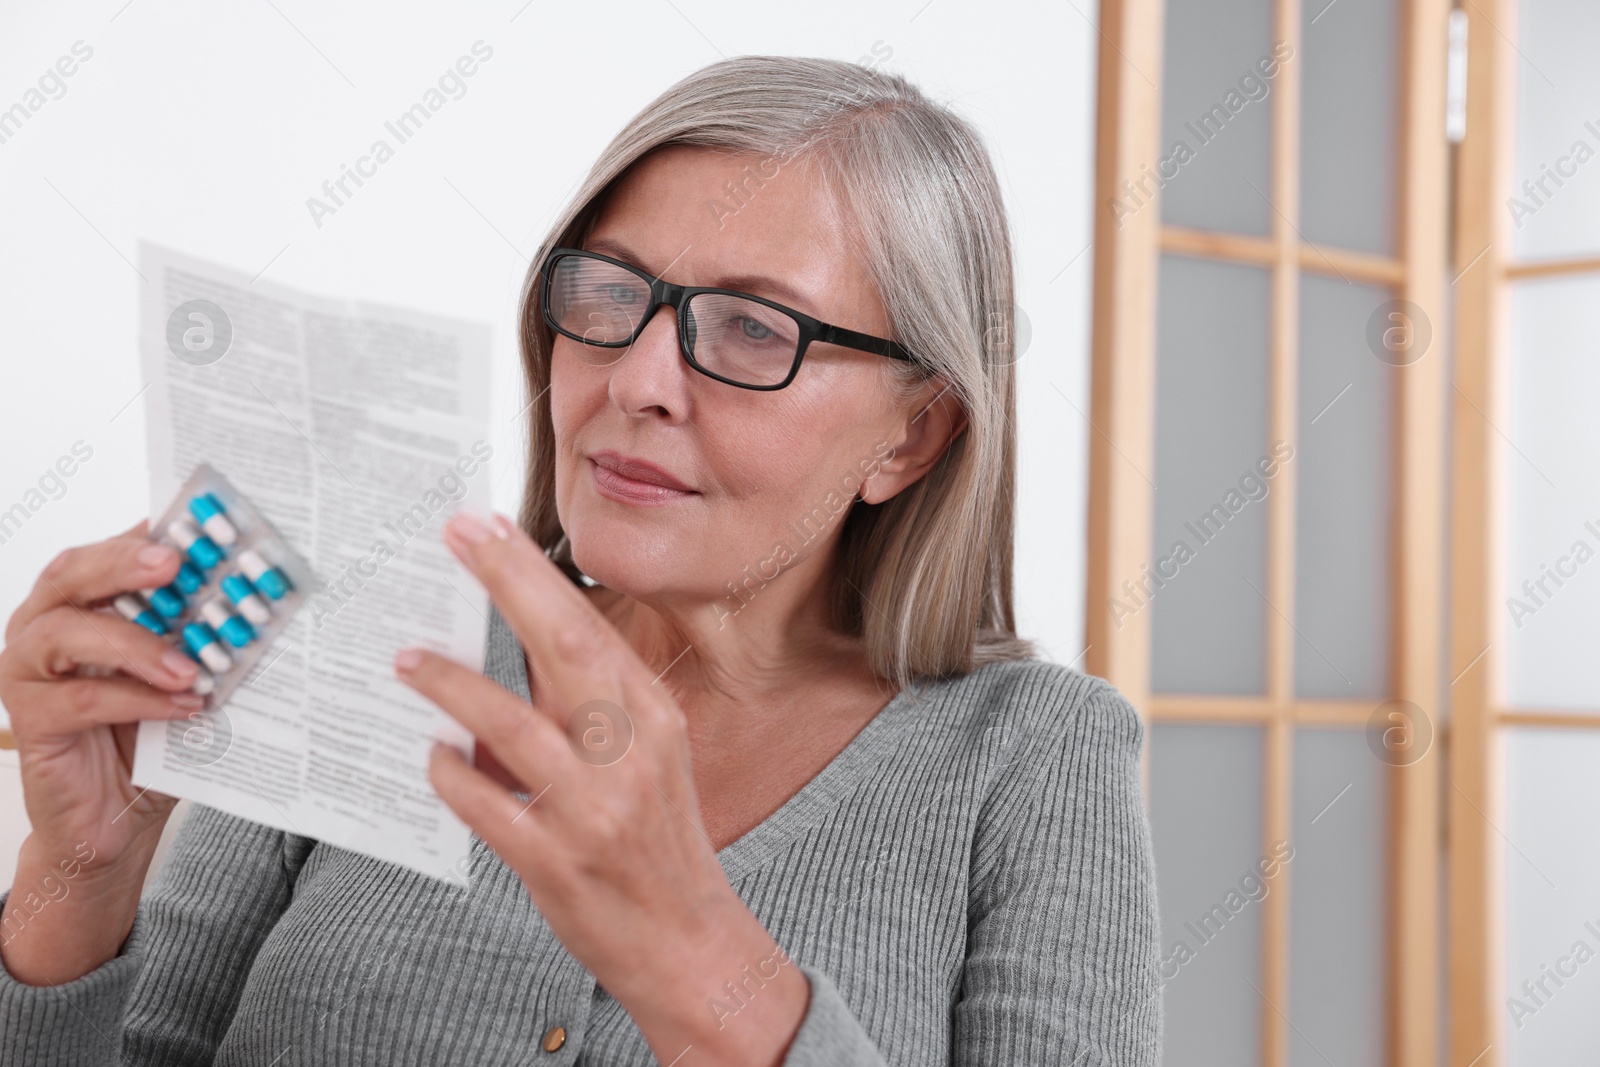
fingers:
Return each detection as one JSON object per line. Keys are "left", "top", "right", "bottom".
{"left": 8, "top": 531, "right": 181, "bottom": 645}
{"left": 394, "top": 647, "right": 572, "bottom": 796}
{"left": 428, "top": 743, "right": 543, "bottom": 858}
{"left": 473, "top": 743, "right": 526, "bottom": 793}
{"left": 441, "top": 510, "right": 633, "bottom": 723}
{"left": 12, "top": 676, "right": 203, "bottom": 736}
{"left": 11, "top": 606, "right": 199, "bottom": 691}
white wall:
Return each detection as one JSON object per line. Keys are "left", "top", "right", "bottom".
{"left": 0, "top": 0, "right": 1098, "bottom": 889}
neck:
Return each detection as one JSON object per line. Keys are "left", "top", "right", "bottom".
{"left": 582, "top": 547, "right": 876, "bottom": 726}
{"left": 573, "top": 547, "right": 900, "bottom": 851}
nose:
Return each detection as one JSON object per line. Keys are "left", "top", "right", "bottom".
{"left": 606, "top": 296, "right": 693, "bottom": 420}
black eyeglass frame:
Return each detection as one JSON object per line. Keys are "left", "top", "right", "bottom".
{"left": 539, "top": 246, "right": 918, "bottom": 392}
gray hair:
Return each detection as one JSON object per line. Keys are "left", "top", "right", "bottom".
{"left": 515, "top": 54, "right": 1036, "bottom": 688}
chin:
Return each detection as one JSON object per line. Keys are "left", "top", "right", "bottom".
{"left": 565, "top": 510, "right": 683, "bottom": 596}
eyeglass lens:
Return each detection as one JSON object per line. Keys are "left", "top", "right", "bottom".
{"left": 548, "top": 254, "right": 802, "bottom": 387}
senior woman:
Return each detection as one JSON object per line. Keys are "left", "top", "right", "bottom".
{"left": 0, "top": 56, "right": 1160, "bottom": 1065}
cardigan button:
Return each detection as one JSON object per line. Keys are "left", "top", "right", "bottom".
{"left": 542, "top": 1025, "right": 567, "bottom": 1052}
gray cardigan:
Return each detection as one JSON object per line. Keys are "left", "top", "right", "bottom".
{"left": 0, "top": 606, "right": 1163, "bottom": 1065}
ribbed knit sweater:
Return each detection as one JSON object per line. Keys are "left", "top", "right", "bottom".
{"left": 0, "top": 605, "right": 1163, "bottom": 1065}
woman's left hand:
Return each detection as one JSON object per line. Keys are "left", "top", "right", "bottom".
{"left": 394, "top": 510, "right": 809, "bottom": 1067}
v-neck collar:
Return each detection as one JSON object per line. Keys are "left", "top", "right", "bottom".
{"left": 485, "top": 604, "right": 931, "bottom": 883}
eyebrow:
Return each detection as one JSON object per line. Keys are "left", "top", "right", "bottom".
{"left": 583, "top": 236, "right": 822, "bottom": 318}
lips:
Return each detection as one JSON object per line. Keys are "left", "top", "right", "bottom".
{"left": 587, "top": 450, "right": 697, "bottom": 506}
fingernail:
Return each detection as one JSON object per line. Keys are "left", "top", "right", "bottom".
{"left": 161, "top": 649, "right": 198, "bottom": 678}
{"left": 395, "top": 648, "right": 423, "bottom": 672}
{"left": 169, "top": 693, "right": 205, "bottom": 712}
{"left": 139, "top": 543, "right": 174, "bottom": 568}
{"left": 450, "top": 511, "right": 492, "bottom": 544}
{"left": 490, "top": 514, "right": 514, "bottom": 540}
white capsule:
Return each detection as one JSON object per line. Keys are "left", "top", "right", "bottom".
{"left": 188, "top": 493, "right": 239, "bottom": 546}
{"left": 181, "top": 622, "right": 233, "bottom": 674}
{"left": 197, "top": 642, "right": 231, "bottom": 673}
{"left": 190, "top": 670, "right": 215, "bottom": 696}
{"left": 201, "top": 515, "right": 237, "bottom": 545}
{"left": 168, "top": 518, "right": 224, "bottom": 569}
{"left": 201, "top": 599, "right": 254, "bottom": 649}
{"left": 220, "top": 573, "right": 272, "bottom": 625}
{"left": 236, "top": 594, "right": 270, "bottom": 625}
{"left": 111, "top": 594, "right": 166, "bottom": 635}
{"left": 239, "top": 549, "right": 291, "bottom": 600}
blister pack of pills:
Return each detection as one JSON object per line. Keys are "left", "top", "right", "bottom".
{"left": 115, "top": 463, "right": 315, "bottom": 708}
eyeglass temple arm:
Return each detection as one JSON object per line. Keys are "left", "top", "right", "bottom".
{"left": 816, "top": 323, "right": 917, "bottom": 363}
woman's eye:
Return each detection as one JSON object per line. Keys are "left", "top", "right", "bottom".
{"left": 737, "top": 316, "right": 775, "bottom": 341}
{"left": 603, "top": 285, "right": 640, "bottom": 305}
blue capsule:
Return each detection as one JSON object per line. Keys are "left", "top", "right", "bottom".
{"left": 113, "top": 594, "right": 166, "bottom": 635}
{"left": 181, "top": 621, "right": 232, "bottom": 673}
{"left": 201, "top": 599, "right": 254, "bottom": 649}
{"left": 174, "top": 561, "right": 205, "bottom": 595}
{"left": 221, "top": 573, "right": 272, "bottom": 625}
{"left": 188, "top": 493, "right": 239, "bottom": 546}
{"left": 142, "top": 585, "right": 185, "bottom": 619}
{"left": 167, "top": 518, "right": 223, "bottom": 571}
{"left": 240, "top": 549, "right": 290, "bottom": 600}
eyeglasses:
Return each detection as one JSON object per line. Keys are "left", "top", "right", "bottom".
{"left": 539, "top": 246, "right": 917, "bottom": 391}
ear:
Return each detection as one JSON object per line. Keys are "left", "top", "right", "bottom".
{"left": 859, "top": 376, "right": 968, "bottom": 505}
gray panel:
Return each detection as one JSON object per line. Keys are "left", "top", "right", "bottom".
{"left": 1294, "top": 275, "right": 1393, "bottom": 699}
{"left": 1506, "top": 276, "right": 1600, "bottom": 709}
{"left": 1150, "top": 255, "right": 1270, "bottom": 696}
{"left": 1299, "top": 0, "right": 1399, "bottom": 255}
{"left": 1149, "top": 725, "right": 1266, "bottom": 1067}
{"left": 1504, "top": 730, "right": 1600, "bottom": 1067}
{"left": 1512, "top": 0, "right": 1600, "bottom": 259}
{"left": 1157, "top": 0, "right": 1276, "bottom": 234}
{"left": 1289, "top": 729, "right": 1387, "bottom": 1067}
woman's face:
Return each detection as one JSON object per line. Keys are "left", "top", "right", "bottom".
{"left": 549, "top": 144, "right": 930, "bottom": 616}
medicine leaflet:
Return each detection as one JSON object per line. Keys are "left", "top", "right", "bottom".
{"left": 131, "top": 241, "right": 494, "bottom": 885}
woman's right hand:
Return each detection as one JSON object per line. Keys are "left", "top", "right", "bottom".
{"left": 0, "top": 520, "right": 205, "bottom": 984}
